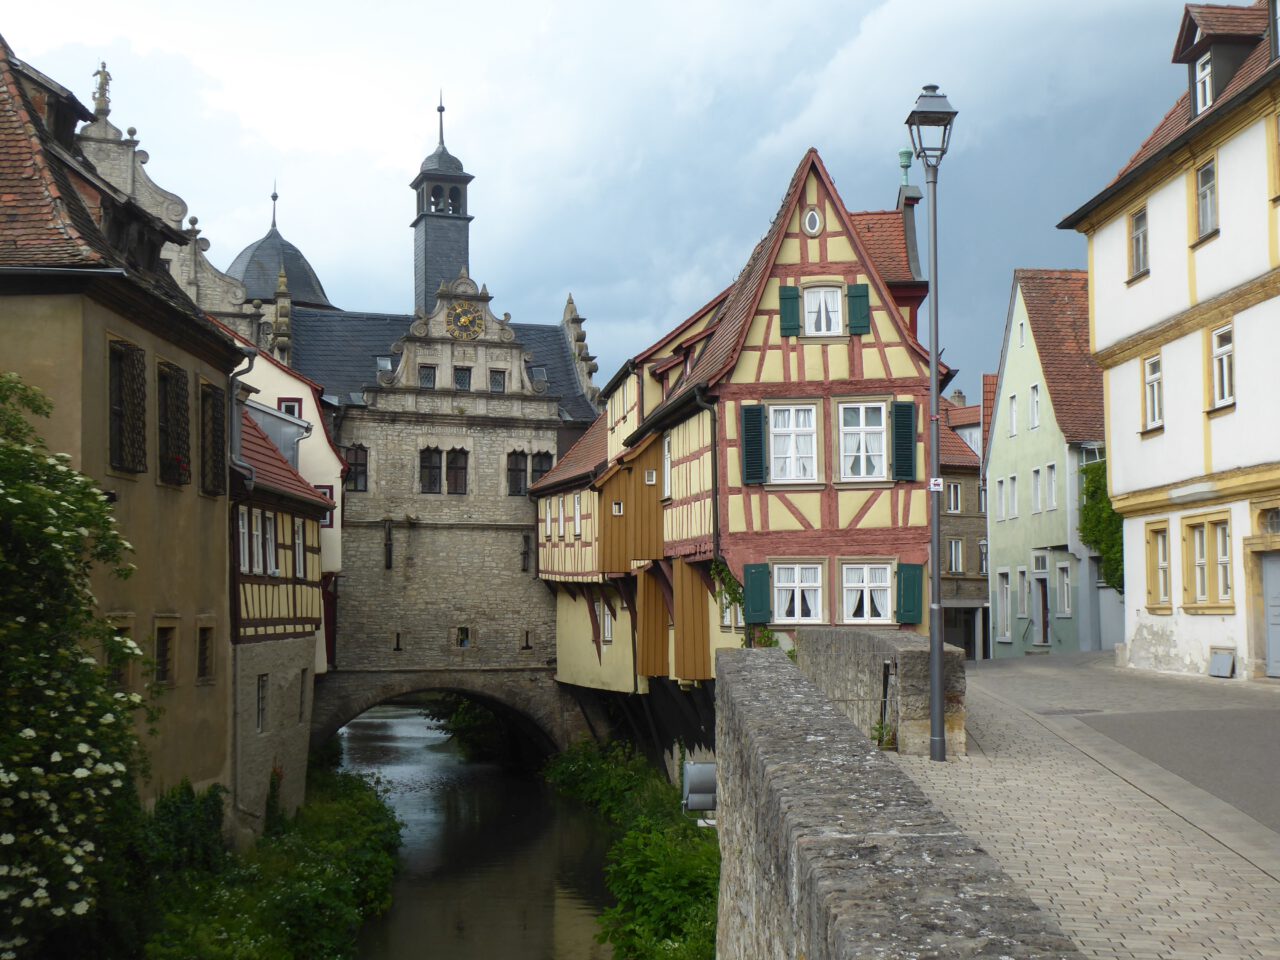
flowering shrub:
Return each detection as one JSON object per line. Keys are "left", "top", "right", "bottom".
{"left": 0, "top": 374, "right": 146, "bottom": 959}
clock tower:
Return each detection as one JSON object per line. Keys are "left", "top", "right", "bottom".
{"left": 411, "top": 98, "right": 473, "bottom": 316}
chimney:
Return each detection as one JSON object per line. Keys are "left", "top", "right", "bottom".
{"left": 950, "top": 388, "right": 967, "bottom": 407}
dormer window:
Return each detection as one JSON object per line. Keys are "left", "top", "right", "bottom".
{"left": 1195, "top": 53, "right": 1213, "bottom": 114}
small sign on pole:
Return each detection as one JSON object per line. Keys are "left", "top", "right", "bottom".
{"left": 928, "top": 477, "right": 944, "bottom": 493}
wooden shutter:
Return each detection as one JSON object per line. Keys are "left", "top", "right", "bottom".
{"left": 778, "top": 285, "right": 800, "bottom": 337}
{"left": 891, "top": 401, "right": 917, "bottom": 482}
{"left": 896, "top": 563, "right": 924, "bottom": 624}
{"left": 200, "top": 384, "right": 226, "bottom": 496}
{"left": 740, "top": 404, "right": 768, "bottom": 485}
{"left": 847, "top": 283, "right": 871, "bottom": 335}
{"left": 114, "top": 341, "right": 147, "bottom": 473}
{"left": 742, "top": 563, "right": 772, "bottom": 624}
{"left": 168, "top": 366, "right": 191, "bottom": 484}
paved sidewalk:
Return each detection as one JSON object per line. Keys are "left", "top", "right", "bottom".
{"left": 895, "top": 653, "right": 1280, "bottom": 960}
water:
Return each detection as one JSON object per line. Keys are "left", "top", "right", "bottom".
{"left": 340, "top": 704, "right": 614, "bottom": 960}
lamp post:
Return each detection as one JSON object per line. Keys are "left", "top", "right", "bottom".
{"left": 906, "top": 84, "right": 957, "bottom": 763}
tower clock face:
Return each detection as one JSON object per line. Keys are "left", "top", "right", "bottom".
{"left": 446, "top": 302, "right": 484, "bottom": 340}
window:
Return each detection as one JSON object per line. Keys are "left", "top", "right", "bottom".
{"left": 662, "top": 434, "right": 672, "bottom": 498}
{"left": 298, "top": 668, "right": 308, "bottom": 722}
{"left": 1008, "top": 395, "right": 1017, "bottom": 436}
{"left": 489, "top": 370, "right": 507, "bottom": 394}
{"left": 721, "top": 598, "right": 744, "bottom": 629}
{"left": 1017, "top": 569, "right": 1028, "bottom": 617}
{"left": 769, "top": 404, "right": 817, "bottom": 481}
{"left": 419, "top": 365, "right": 437, "bottom": 389}
{"left": 1195, "top": 52, "right": 1213, "bottom": 114}
{"left": 979, "top": 483, "right": 987, "bottom": 514}
{"left": 108, "top": 340, "right": 147, "bottom": 473}
{"left": 376, "top": 355, "right": 394, "bottom": 373}
{"left": 543, "top": 498, "right": 552, "bottom": 539}
{"left": 1197, "top": 159, "right": 1217, "bottom": 237}
{"left": 842, "top": 563, "right": 890, "bottom": 623}
{"left": 263, "top": 513, "right": 278, "bottom": 576}
{"left": 1217, "top": 522, "right": 1231, "bottom": 600}
{"left": 200, "top": 384, "right": 227, "bottom": 495}
{"left": 978, "top": 540, "right": 988, "bottom": 575}
{"left": 573, "top": 493, "right": 582, "bottom": 538}
{"left": 345, "top": 446, "right": 368, "bottom": 492}
{"left": 238, "top": 506, "right": 250, "bottom": 573}
{"left": 775, "top": 563, "right": 823, "bottom": 623}
{"left": 277, "top": 398, "right": 302, "bottom": 419}
{"left": 946, "top": 481, "right": 961, "bottom": 513}
{"left": 531, "top": 452, "right": 554, "bottom": 484}
{"left": 521, "top": 534, "right": 532, "bottom": 572}
{"left": 1212, "top": 325, "right": 1234, "bottom": 407}
{"left": 948, "top": 539, "right": 963, "bottom": 574}
{"left": 197, "top": 626, "right": 212, "bottom": 681}
{"left": 1057, "top": 563, "right": 1072, "bottom": 616}
{"left": 1046, "top": 463, "right": 1057, "bottom": 510}
{"left": 997, "top": 572, "right": 1010, "bottom": 637}
{"left": 838, "top": 402, "right": 886, "bottom": 480}
{"left": 454, "top": 367, "right": 472, "bottom": 392}
{"left": 644, "top": 469, "right": 657, "bottom": 485}
{"left": 1146, "top": 521, "right": 1171, "bottom": 610}
{"left": 1030, "top": 385, "right": 1040, "bottom": 429}
{"left": 256, "top": 674, "right": 268, "bottom": 733}
{"left": 1130, "top": 207, "right": 1149, "bottom": 276}
{"left": 1143, "top": 356, "right": 1163, "bottom": 429}
{"left": 558, "top": 496, "right": 566, "bottom": 539}
{"left": 294, "top": 518, "right": 305, "bottom": 579}
{"left": 596, "top": 601, "right": 614, "bottom": 645}
{"left": 507, "top": 451, "right": 528, "bottom": 496}
{"left": 1018, "top": 320, "right": 1025, "bottom": 348}
{"left": 411, "top": 447, "right": 438, "bottom": 494}
{"left": 155, "top": 626, "right": 174, "bottom": 684}
{"left": 1032, "top": 468, "right": 1042, "bottom": 513}
{"left": 446, "top": 449, "right": 468, "bottom": 494}
{"left": 996, "top": 479, "right": 1005, "bottom": 520}
{"left": 1181, "top": 513, "right": 1231, "bottom": 606}
{"left": 157, "top": 361, "right": 191, "bottom": 485}
{"left": 611, "top": 501, "right": 624, "bottom": 516}
{"left": 1008, "top": 474, "right": 1018, "bottom": 518}
{"left": 456, "top": 626, "right": 471, "bottom": 648}
{"left": 251, "top": 509, "right": 264, "bottom": 574}
{"left": 803, "top": 286, "right": 842, "bottom": 335}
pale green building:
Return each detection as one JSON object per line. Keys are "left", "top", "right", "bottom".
{"left": 984, "top": 269, "right": 1123, "bottom": 657}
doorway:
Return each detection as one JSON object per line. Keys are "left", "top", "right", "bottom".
{"left": 1037, "top": 579, "right": 1050, "bottom": 646}
{"left": 1263, "top": 552, "right": 1280, "bottom": 678}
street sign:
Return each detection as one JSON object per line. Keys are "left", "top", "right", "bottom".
{"left": 928, "top": 477, "right": 943, "bottom": 492}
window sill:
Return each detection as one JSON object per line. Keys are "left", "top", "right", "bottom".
{"left": 833, "top": 479, "right": 892, "bottom": 489}
{"left": 1206, "top": 401, "right": 1236, "bottom": 420}
{"left": 996, "top": 637, "right": 1013, "bottom": 644}
{"left": 1190, "top": 228, "right": 1219, "bottom": 250}
{"left": 765, "top": 481, "right": 826, "bottom": 491}
{"left": 1182, "top": 602, "right": 1235, "bottom": 615}
{"left": 1145, "top": 605, "right": 1172, "bottom": 616}
{"left": 1139, "top": 424, "right": 1164, "bottom": 439}
{"left": 1125, "top": 269, "right": 1151, "bottom": 287}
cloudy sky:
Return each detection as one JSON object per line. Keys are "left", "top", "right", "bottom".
{"left": 7, "top": 0, "right": 1188, "bottom": 400}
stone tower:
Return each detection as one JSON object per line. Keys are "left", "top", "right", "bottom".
{"left": 411, "top": 99, "right": 473, "bottom": 316}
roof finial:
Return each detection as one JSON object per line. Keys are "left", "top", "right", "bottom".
{"left": 437, "top": 91, "right": 445, "bottom": 147}
{"left": 898, "top": 148, "right": 913, "bottom": 185}
{"left": 271, "top": 182, "right": 278, "bottom": 229}
{"left": 92, "top": 61, "right": 111, "bottom": 118}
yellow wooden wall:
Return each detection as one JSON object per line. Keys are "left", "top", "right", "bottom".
{"left": 536, "top": 488, "right": 601, "bottom": 581}
{"left": 635, "top": 569, "right": 669, "bottom": 677}
{"left": 663, "top": 410, "right": 715, "bottom": 546}
{"left": 673, "top": 558, "right": 712, "bottom": 680}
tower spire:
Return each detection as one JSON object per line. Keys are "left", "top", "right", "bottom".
{"left": 271, "top": 182, "right": 278, "bottom": 229}
{"left": 437, "top": 91, "right": 445, "bottom": 147}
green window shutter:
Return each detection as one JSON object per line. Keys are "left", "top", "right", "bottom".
{"left": 779, "top": 285, "right": 800, "bottom": 337}
{"left": 891, "top": 401, "right": 917, "bottom": 481}
{"left": 846, "top": 283, "right": 871, "bottom": 335}
{"left": 742, "top": 564, "right": 772, "bottom": 624}
{"left": 896, "top": 563, "right": 924, "bottom": 624}
{"left": 740, "top": 404, "right": 768, "bottom": 485}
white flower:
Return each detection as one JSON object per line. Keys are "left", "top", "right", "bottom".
{"left": 72, "top": 900, "right": 88, "bottom": 915}
{"left": 17, "top": 729, "right": 35, "bottom": 740}
{"left": 75, "top": 744, "right": 89, "bottom": 754}
{"left": 0, "top": 835, "right": 12, "bottom": 846}
{"left": 99, "top": 713, "right": 114, "bottom": 725}
{"left": 71, "top": 769, "right": 89, "bottom": 779}
{"left": 49, "top": 753, "right": 60, "bottom": 763}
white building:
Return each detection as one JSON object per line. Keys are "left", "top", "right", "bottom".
{"left": 1061, "top": 1, "right": 1280, "bottom": 679}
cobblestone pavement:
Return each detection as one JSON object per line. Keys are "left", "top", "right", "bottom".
{"left": 895, "top": 654, "right": 1280, "bottom": 960}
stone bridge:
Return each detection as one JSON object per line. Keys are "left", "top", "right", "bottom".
{"left": 310, "top": 666, "right": 602, "bottom": 753}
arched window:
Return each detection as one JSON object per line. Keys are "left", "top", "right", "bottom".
{"left": 430, "top": 185, "right": 444, "bottom": 213}
{"left": 446, "top": 448, "right": 468, "bottom": 495}
{"left": 531, "top": 451, "right": 554, "bottom": 484}
{"left": 448, "top": 186, "right": 461, "bottom": 214}
{"left": 507, "top": 451, "right": 528, "bottom": 496}
{"left": 419, "top": 447, "right": 442, "bottom": 494}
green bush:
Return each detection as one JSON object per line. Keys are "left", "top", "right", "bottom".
{"left": 545, "top": 742, "right": 719, "bottom": 960}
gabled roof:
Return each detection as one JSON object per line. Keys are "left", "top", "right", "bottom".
{"left": 239, "top": 409, "right": 333, "bottom": 509}
{"left": 1175, "top": 3, "right": 1268, "bottom": 60}
{"left": 940, "top": 419, "right": 980, "bottom": 469}
{"left": 1016, "top": 269, "right": 1103, "bottom": 444}
{"left": 529, "top": 412, "right": 607, "bottom": 494}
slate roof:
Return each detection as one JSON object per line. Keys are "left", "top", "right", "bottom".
{"left": 239, "top": 409, "right": 334, "bottom": 509}
{"left": 226, "top": 224, "right": 334, "bottom": 308}
{"left": 290, "top": 307, "right": 597, "bottom": 423}
{"left": 848, "top": 210, "right": 917, "bottom": 284}
{"left": 529, "top": 412, "right": 608, "bottom": 493}
{"left": 1017, "top": 269, "right": 1103, "bottom": 444}
{"left": 420, "top": 141, "right": 466, "bottom": 175}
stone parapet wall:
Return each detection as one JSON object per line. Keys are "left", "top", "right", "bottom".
{"left": 715, "top": 648, "right": 1082, "bottom": 960}
{"left": 795, "top": 627, "right": 966, "bottom": 756}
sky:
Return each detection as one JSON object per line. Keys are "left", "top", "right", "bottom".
{"left": 6, "top": 0, "right": 1189, "bottom": 401}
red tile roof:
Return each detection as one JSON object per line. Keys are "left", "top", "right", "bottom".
{"left": 940, "top": 419, "right": 980, "bottom": 468}
{"left": 945, "top": 402, "right": 981, "bottom": 428}
{"left": 1016, "top": 269, "right": 1103, "bottom": 444}
{"left": 848, "top": 210, "right": 915, "bottom": 285}
{"left": 981, "top": 373, "right": 998, "bottom": 462}
{"left": 240, "top": 410, "right": 333, "bottom": 509}
{"left": 1179, "top": 3, "right": 1268, "bottom": 55}
{"left": 530, "top": 412, "right": 608, "bottom": 494}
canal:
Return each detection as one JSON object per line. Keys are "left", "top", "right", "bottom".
{"left": 340, "top": 703, "right": 614, "bottom": 959}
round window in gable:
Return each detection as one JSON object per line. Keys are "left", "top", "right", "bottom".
{"left": 801, "top": 206, "right": 823, "bottom": 237}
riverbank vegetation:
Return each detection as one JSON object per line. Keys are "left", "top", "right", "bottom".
{"left": 545, "top": 742, "right": 719, "bottom": 960}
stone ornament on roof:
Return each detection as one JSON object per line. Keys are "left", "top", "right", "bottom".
{"left": 92, "top": 61, "right": 110, "bottom": 117}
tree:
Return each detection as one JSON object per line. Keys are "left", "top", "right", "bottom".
{"left": 0, "top": 373, "right": 147, "bottom": 958}
{"left": 1079, "top": 459, "right": 1124, "bottom": 594}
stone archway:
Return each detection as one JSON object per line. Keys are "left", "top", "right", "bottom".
{"left": 310, "top": 667, "right": 602, "bottom": 753}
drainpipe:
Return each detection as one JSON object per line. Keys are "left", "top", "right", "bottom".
{"left": 694, "top": 386, "right": 720, "bottom": 562}
{"left": 229, "top": 346, "right": 258, "bottom": 490}
{"left": 227, "top": 345, "right": 256, "bottom": 835}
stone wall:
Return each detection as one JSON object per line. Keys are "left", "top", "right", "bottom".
{"left": 795, "top": 627, "right": 966, "bottom": 756}
{"left": 715, "top": 648, "right": 1082, "bottom": 960}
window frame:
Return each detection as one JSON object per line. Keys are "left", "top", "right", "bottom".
{"left": 1195, "top": 52, "right": 1213, "bottom": 114}
{"left": 1056, "top": 562, "right": 1072, "bottom": 617}
{"left": 997, "top": 571, "right": 1011, "bottom": 639}
{"left": 453, "top": 366, "right": 472, "bottom": 392}
{"left": 662, "top": 434, "right": 672, "bottom": 499}
{"left": 420, "top": 447, "right": 443, "bottom": 494}
{"left": 1046, "top": 463, "right": 1057, "bottom": 510}
{"left": 946, "top": 481, "right": 961, "bottom": 514}
{"left": 1143, "top": 355, "right": 1164, "bottom": 430}
{"left": 1129, "top": 206, "right": 1149, "bottom": 277}
{"left": 294, "top": 517, "right": 306, "bottom": 580}
{"left": 573, "top": 493, "right": 582, "bottom": 539}
{"left": 418, "top": 364, "right": 437, "bottom": 389}
{"left": 1008, "top": 474, "right": 1019, "bottom": 518}
{"left": 154, "top": 624, "right": 176, "bottom": 686}
{"left": 947, "top": 538, "right": 963, "bottom": 574}
{"left": 251, "top": 508, "right": 264, "bottom": 575}
{"left": 1211, "top": 324, "right": 1234, "bottom": 408}
{"left": 1030, "top": 384, "right": 1040, "bottom": 429}
{"left": 558, "top": 496, "right": 566, "bottom": 539}
{"left": 263, "top": 512, "right": 279, "bottom": 577}
{"left": 446, "top": 448, "right": 468, "bottom": 495}
{"left": 1196, "top": 158, "right": 1217, "bottom": 237}
{"left": 768, "top": 403, "right": 819, "bottom": 483}
{"left": 344, "top": 445, "right": 368, "bottom": 492}
{"left": 531, "top": 451, "right": 554, "bottom": 484}
{"left": 1145, "top": 519, "right": 1172, "bottom": 613}
{"left": 773, "top": 561, "right": 825, "bottom": 624}
{"left": 1008, "top": 394, "right": 1017, "bottom": 436}
{"left": 489, "top": 369, "right": 507, "bottom": 394}
{"left": 1017, "top": 568, "right": 1028, "bottom": 618}
{"left": 802, "top": 285, "right": 842, "bottom": 336}
{"left": 1181, "top": 511, "right": 1233, "bottom": 611}
{"left": 507, "top": 451, "right": 528, "bottom": 497}
{"left": 1032, "top": 468, "right": 1042, "bottom": 513}
{"left": 837, "top": 401, "right": 887, "bottom": 482}
{"left": 840, "top": 562, "right": 892, "bottom": 624}
{"left": 238, "top": 506, "right": 250, "bottom": 573}
{"left": 995, "top": 478, "right": 1005, "bottom": 521}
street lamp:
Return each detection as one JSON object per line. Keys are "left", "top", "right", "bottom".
{"left": 906, "top": 83, "right": 957, "bottom": 763}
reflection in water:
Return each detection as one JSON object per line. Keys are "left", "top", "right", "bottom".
{"left": 343, "top": 705, "right": 613, "bottom": 960}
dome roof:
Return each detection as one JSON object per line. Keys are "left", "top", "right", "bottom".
{"left": 226, "top": 225, "right": 333, "bottom": 308}
{"left": 420, "top": 141, "right": 465, "bottom": 175}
